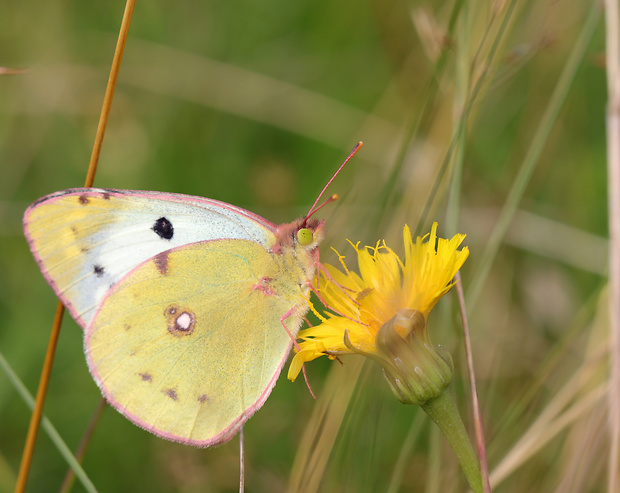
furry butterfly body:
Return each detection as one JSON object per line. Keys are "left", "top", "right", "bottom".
{"left": 24, "top": 188, "right": 323, "bottom": 446}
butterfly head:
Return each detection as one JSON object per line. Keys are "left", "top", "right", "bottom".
{"left": 272, "top": 217, "right": 324, "bottom": 256}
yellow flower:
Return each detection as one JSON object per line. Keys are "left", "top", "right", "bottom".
{"left": 288, "top": 223, "right": 469, "bottom": 403}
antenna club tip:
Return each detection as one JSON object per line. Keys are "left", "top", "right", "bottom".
{"left": 331, "top": 194, "right": 339, "bottom": 200}
{"left": 306, "top": 144, "right": 358, "bottom": 218}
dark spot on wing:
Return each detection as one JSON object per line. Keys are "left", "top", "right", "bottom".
{"left": 78, "top": 195, "right": 89, "bottom": 205}
{"left": 252, "top": 277, "right": 277, "bottom": 296}
{"left": 164, "top": 388, "right": 178, "bottom": 401}
{"left": 138, "top": 372, "right": 153, "bottom": 382}
{"left": 153, "top": 217, "right": 174, "bottom": 240}
{"left": 154, "top": 251, "right": 170, "bottom": 275}
{"left": 93, "top": 265, "right": 105, "bottom": 277}
{"left": 198, "top": 394, "right": 209, "bottom": 404}
{"left": 102, "top": 192, "right": 111, "bottom": 200}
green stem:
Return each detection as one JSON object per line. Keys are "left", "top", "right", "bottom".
{"left": 421, "top": 392, "right": 483, "bottom": 493}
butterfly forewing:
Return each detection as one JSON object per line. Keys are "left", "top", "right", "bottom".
{"left": 23, "top": 189, "right": 276, "bottom": 328}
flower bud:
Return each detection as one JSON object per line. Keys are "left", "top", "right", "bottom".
{"left": 375, "top": 309, "right": 453, "bottom": 405}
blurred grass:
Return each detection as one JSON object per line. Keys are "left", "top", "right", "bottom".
{"left": 0, "top": 0, "right": 613, "bottom": 492}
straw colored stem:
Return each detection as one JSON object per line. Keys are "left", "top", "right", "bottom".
{"left": 85, "top": 0, "right": 136, "bottom": 188}
{"left": 605, "top": 0, "right": 620, "bottom": 489}
{"left": 14, "top": 302, "right": 65, "bottom": 493}
{"left": 14, "top": 2, "right": 135, "bottom": 491}
{"left": 455, "top": 273, "right": 490, "bottom": 492}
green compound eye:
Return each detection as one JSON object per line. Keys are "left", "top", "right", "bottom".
{"left": 297, "top": 228, "right": 313, "bottom": 246}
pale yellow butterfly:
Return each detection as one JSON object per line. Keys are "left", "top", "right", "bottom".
{"left": 23, "top": 143, "right": 361, "bottom": 447}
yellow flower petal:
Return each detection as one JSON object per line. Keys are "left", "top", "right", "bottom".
{"left": 288, "top": 223, "right": 468, "bottom": 381}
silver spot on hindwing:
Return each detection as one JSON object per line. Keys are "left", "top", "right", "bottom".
{"left": 164, "top": 304, "right": 196, "bottom": 336}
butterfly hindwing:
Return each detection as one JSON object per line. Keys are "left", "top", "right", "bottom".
{"left": 23, "top": 189, "right": 276, "bottom": 328}
{"left": 85, "top": 239, "right": 308, "bottom": 446}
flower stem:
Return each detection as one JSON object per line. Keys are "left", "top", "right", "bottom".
{"left": 421, "top": 392, "right": 483, "bottom": 493}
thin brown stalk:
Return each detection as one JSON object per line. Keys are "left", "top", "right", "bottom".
{"left": 605, "top": 0, "right": 620, "bottom": 490}
{"left": 239, "top": 426, "right": 245, "bottom": 493}
{"left": 85, "top": 0, "right": 136, "bottom": 188}
{"left": 58, "top": 399, "right": 107, "bottom": 493}
{"left": 455, "top": 272, "right": 491, "bottom": 492}
{"left": 14, "top": 302, "right": 65, "bottom": 493}
{"left": 14, "top": 1, "right": 136, "bottom": 491}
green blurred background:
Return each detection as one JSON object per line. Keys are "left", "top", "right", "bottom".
{"left": 0, "top": 0, "right": 611, "bottom": 492}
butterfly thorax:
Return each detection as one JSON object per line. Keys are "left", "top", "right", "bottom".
{"left": 271, "top": 217, "right": 324, "bottom": 295}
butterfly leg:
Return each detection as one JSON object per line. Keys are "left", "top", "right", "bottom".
{"left": 280, "top": 308, "right": 316, "bottom": 399}
{"left": 279, "top": 306, "right": 302, "bottom": 352}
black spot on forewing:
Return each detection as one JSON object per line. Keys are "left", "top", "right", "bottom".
{"left": 154, "top": 251, "right": 170, "bottom": 275}
{"left": 93, "top": 265, "right": 105, "bottom": 277}
{"left": 153, "top": 217, "right": 174, "bottom": 240}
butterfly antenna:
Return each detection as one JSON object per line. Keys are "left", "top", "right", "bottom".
{"left": 306, "top": 141, "right": 363, "bottom": 219}
{"left": 309, "top": 193, "right": 339, "bottom": 216}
